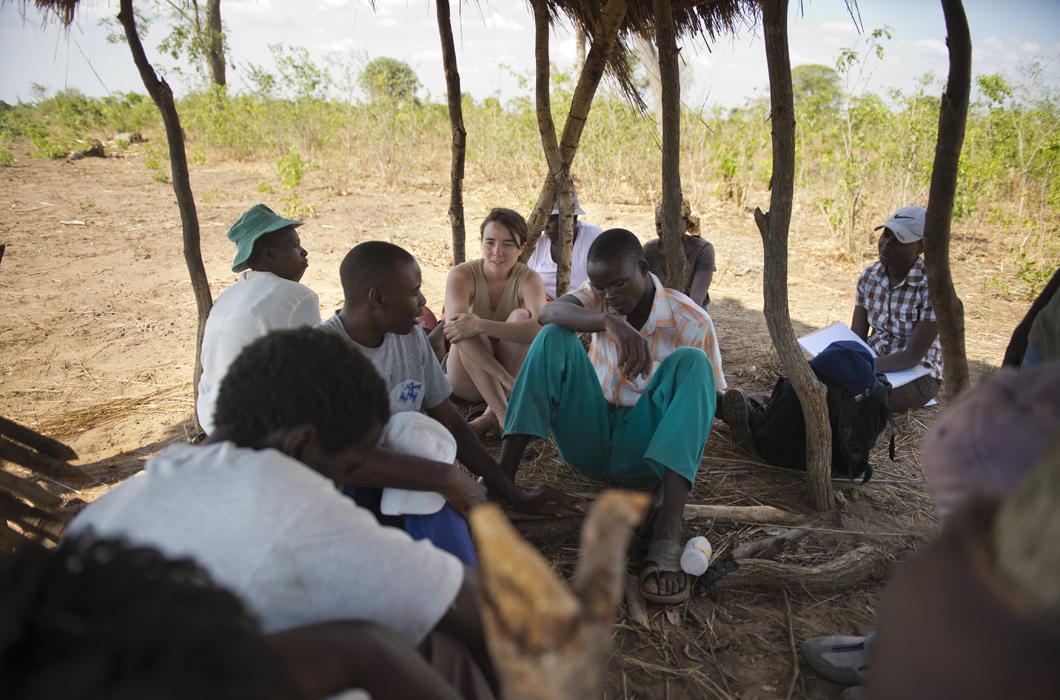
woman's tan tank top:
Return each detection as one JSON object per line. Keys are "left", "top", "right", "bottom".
{"left": 468, "top": 259, "right": 530, "bottom": 322}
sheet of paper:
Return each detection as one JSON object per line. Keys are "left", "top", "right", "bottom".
{"left": 797, "top": 322, "right": 875, "bottom": 358}
{"left": 797, "top": 322, "right": 932, "bottom": 389}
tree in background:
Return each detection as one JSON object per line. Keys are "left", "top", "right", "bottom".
{"left": 101, "top": 0, "right": 227, "bottom": 89}
{"left": 359, "top": 57, "right": 422, "bottom": 107}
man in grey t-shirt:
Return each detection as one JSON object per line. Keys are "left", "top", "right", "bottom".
{"left": 324, "top": 242, "right": 582, "bottom": 519}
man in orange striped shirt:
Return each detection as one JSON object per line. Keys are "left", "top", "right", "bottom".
{"left": 499, "top": 229, "right": 725, "bottom": 605}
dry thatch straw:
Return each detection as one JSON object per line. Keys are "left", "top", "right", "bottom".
{"left": 31, "top": 386, "right": 188, "bottom": 442}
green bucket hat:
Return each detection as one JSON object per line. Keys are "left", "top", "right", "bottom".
{"left": 228, "top": 204, "right": 303, "bottom": 273}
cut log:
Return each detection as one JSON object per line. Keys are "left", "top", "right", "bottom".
{"left": 470, "top": 490, "right": 648, "bottom": 700}
{"left": 0, "top": 437, "right": 89, "bottom": 485}
{"left": 0, "top": 469, "right": 61, "bottom": 510}
{"left": 683, "top": 503, "right": 806, "bottom": 525}
{"left": 711, "top": 544, "right": 885, "bottom": 593}
{"left": 0, "top": 416, "right": 78, "bottom": 461}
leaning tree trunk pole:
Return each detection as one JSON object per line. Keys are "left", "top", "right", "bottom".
{"left": 757, "top": 0, "right": 833, "bottom": 511}
{"left": 119, "top": 0, "right": 212, "bottom": 428}
{"left": 923, "top": 0, "right": 971, "bottom": 400}
{"left": 470, "top": 491, "right": 649, "bottom": 700}
{"left": 653, "top": 0, "right": 688, "bottom": 291}
{"left": 522, "top": 0, "right": 628, "bottom": 266}
{"left": 436, "top": 0, "right": 467, "bottom": 265}
{"left": 206, "top": 0, "right": 226, "bottom": 88}
{"left": 530, "top": 0, "right": 575, "bottom": 294}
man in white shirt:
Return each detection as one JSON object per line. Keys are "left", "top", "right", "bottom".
{"left": 196, "top": 204, "right": 320, "bottom": 435}
{"left": 525, "top": 191, "right": 604, "bottom": 299}
{"left": 70, "top": 327, "right": 496, "bottom": 697}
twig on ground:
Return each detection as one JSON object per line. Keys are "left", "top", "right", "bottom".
{"left": 782, "top": 589, "right": 799, "bottom": 700}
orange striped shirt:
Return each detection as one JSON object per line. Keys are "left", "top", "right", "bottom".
{"left": 570, "top": 273, "right": 727, "bottom": 407}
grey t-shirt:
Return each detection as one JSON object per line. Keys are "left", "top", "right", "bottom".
{"left": 319, "top": 312, "right": 452, "bottom": 413}
{"left": 644, "top": 237, "right": 716, "bottom": 305}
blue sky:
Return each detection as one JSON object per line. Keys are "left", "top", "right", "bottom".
{"left": 2, "top": 0, "right": 1058, "bottom": 107}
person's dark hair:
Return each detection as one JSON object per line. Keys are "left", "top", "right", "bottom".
{"left": 0, "top": 536, "right": 304, "bottom": 700}
{"left": 339, "top": 241, "right": 417, "bottom": 302}
{"left": 214, "top": 327, "right": 389, "bottom": 453}
{"left": 480, "top": 208, "right": 529, "bottom": 247}
{"left": 587, "top": 228, "right": 645, "bottom": 267}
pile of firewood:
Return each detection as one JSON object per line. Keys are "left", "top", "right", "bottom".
{"left": 0, "top": 416, "right": 88, "bottom": 549}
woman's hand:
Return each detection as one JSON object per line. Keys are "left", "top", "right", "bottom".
{"left": 444, "top": 312, "right": 484, "bottom": 343}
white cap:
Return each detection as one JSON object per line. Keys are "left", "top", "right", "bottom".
{"left": 379, "top": 412, "right": 455, "bottom": 516}
{"left": 551, "top": 189, "right": 585, "bottom": 216}
{"left": 875, "top": 205, "right": 927, "bottom": 244}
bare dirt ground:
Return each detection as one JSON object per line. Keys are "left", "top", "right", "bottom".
{"left": 0, "top": 142, "right": 1027, "bottom": 698}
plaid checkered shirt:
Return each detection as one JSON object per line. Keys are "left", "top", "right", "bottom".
{"left": 569, "top": 272, "right": 727, "bottom": 407}
{"left": 856, "top": 257, "right": 943, "bottom": 380}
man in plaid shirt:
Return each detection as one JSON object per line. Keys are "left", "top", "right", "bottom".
{"left": 499, "top": 228, "right": 725, "bottom": 606}
{"left": 853, "top": 205, "right": 943, "bottom": 411}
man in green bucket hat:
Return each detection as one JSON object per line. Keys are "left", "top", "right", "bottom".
{"left": 197, "top": 204, "right": 321, "bottom": 435}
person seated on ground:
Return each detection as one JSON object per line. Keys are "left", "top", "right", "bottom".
{"left": 68, "top": 328, "right": 498, "bottom": 698}
{"left": 1002, "top": 266, "right": 1060, "bottom": 368}
{"left": 525, "top": 189, "right": 605, "bottom": 300}
{"left": 720, "top": 340, "right": 890, "bottom": 483}
{"left": 800, "top": 363, "right": 1060, "bottom": 700}
{"left": 851, "top": 205, "right": 942, "bottom": 412}
{"left": 196, "top": 204, "right": 319, "bottom": 436}
{"left": 442, "top": 208, "right": 547, "bottom": 437}
{"left": 644, "top": 197, "right": 716, "bottom": 309}
{"left": 497, "top": 228, "right": 727, "bottom": 606}
{"left": 321, "top": 241, "right": 578, "bottom": 532}
{"left": 0, "top": 536, "right": 464, "bottom": 700}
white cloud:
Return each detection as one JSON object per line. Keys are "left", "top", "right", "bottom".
{"left": 485, "top": 14, "right": 525, "bottom": 34}
{"left": 983, "top": 36, "right": 1004, "bottom": 51}
{"left": 1020, "top": 41, "right": 1041, "bottom": 53}
{"left": 915, "top": 39, "right": 948, "bottom": 56}
{"left": 819, "top": 21, "right": 859, "bottom": 36}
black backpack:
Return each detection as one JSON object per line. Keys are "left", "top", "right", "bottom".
{"left": 751, "top": 342, "right": 894, "bottom": 483}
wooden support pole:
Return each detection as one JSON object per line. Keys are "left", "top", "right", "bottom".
{"left": 119, "top": 0, "right": 212, "bottom": 431}
{"left": 757, "top": 0, "right": 834, "bottom": 511}
{"left": 653, "top": 0, "right": 689, "bottom": 290}
{"left": 924, "top": 0, "right": 972, "bottom": 400}
{"left": 0, "top": 438, "right": 89, "bottom": 485}
{"left": 522, "top": 0, "right": 628, "bottom": 264}
{"left": 436, "top": 0, "right": 467, "bottom": 265}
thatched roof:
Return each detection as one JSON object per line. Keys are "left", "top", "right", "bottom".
{"left": 543, "top": 0, "right": 760, "bottom": 108}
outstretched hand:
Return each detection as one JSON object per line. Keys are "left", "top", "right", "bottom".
{"left": 509, "top": 485, "right": 587, "bottom": 517}
{"left": 604, "top": 314, "right": 652, "bottom": 379}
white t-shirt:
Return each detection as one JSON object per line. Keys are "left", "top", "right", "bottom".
{"left": 526, "top": 222, "right": 604, "bottom": 298}
{"left": 68, "top": 442, "right": 464, "bottom": 645}
{"left": 196, "top": 271, "right": 321, "bottom": 434}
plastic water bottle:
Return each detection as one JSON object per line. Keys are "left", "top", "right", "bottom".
{"left": 680, "top": 536, "right": 713, "bottom": 576}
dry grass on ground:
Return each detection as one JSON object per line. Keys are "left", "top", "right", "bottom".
{"left": 0, "top": 143, "right": 1030, "bottom": 698}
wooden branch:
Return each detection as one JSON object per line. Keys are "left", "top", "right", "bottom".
{"left": 0, "top": 492, "right": 62, "bottom": 542}
{"left": 522, "top": 0, "right": 628, "bottom": 260}
{"left": 0, "top": 469, "right": 61, "bottom": 511}
{"left": 470, "top": 490, "right": 647, "bottom": 700}
{"left": 683, "top": 503, "right": 806, "bottom": 525}
{"left": 0, "top": 416, "right": 77, "bottom": 461}
{"left": 529, "top": 0, "right": 576, "bottom": 295}
{"left": 653, "top": 0, "right": 689, "bottom": 290}
{"left": 119, "top": 0, "right": 212, "bottom": 431}
{"left": 711, "top": 544, "right": 885, "bottom": 593}
{"left": 923, "top": 0, "right": 972, "bottom": 400}
{"left": 206, "top": 0, "right": 225, "bottom": 88}
{"left": 758, "top": 0, "right": 833, "bottom": 511}
{"left": 436, "top": 0, "right": 467, "bottom": 266}
{"left": 0, "top": 438, "right": 88, "bottom": 485}
{"left": 731, "top": 525, "right": 815, "bottom": 560}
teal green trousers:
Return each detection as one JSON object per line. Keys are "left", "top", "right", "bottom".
{"left": 503, "top": 324, "right": 716, "bottom": 485}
